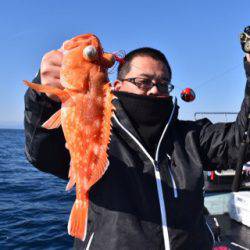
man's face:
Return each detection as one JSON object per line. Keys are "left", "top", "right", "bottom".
{"left": 114, "top": 56, "right": 171, "bottom": 97}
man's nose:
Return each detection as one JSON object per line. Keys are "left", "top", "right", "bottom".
{"left": 146, "top": 85, "right": 159, "bottom": 96}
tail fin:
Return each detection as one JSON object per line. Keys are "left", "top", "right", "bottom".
{"left": 68, "top": 197, "right": 89, "bottom": 241}
{"left": 23, "top": 80, "right": 70, "bottom": 102}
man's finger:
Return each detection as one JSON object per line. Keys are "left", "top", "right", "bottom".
{"left": 246, "top": 53, "right": 250, "bottom": 63}
{"left": 41, "top": 65, "right": 61, "bottom": 78}
{"left": 42, "top": 78, "right": 64, "bottom": 89}
{"left": 42, "top": 50, "right": 63, "bottom": 67}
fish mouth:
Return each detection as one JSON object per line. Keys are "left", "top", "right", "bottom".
{"left": 101, "top": 52, "right": 115, "bottom": 68}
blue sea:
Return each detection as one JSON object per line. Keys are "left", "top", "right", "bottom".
{"left": 0, "top": 129, "right": 75, "bottom": 249}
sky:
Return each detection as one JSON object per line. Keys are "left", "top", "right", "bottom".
{"left": 0, "top": 0, "right": 249, "bottom": 128}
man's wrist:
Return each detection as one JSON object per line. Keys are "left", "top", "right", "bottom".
{"left": 245, "top": 53, "right": 250, "bottom": 63}
{"left": 244, "top": 56, "right": 250, "bottom": 77}
{"left": 243, "top": 57, "right": 250, "bottom": 97}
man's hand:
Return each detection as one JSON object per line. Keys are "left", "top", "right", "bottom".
{"left": 41, "top": 50, "right": 63, "bottom": 102}
{"left": 246, "top": 53, "right": 250, "bottom": 63}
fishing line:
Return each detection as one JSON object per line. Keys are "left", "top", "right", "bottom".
{"left": 195, "top": 63, "right": 241, "bottom": 89}
{"left": 107, "top": 49, "right": 242, "bottom": 103}
{"left": 109, "top": 51, "right": 241, "bottom": 90}
{"left": 108, "top": 50, "right": 126, "bottom": 75}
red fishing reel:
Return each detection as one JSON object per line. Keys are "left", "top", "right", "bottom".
{"left": 180, "top": 88, "right": 196, "bottom": 102}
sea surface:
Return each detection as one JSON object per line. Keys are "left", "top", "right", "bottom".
{"left": 0, "top": 129, "right": 75, "bottom": 249}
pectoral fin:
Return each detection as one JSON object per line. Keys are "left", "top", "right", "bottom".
{"left": 42, "top": 109, "right": 62, "bottom": 129}
{"left": 23, "top": 80, "right": 70, "bottom": 102}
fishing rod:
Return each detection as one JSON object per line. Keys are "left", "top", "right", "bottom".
{"left": 181, "top": 27, "right": 250, "bottom": 102}
{"left": 231, "top": 26, "right": 250, "bottom": 192}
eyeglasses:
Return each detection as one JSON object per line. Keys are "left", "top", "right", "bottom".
{"left": 121, "top": 77, "right": 174, "bottom": 93}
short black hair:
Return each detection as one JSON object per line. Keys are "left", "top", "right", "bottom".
{"left": 117, "top": 47, "right": 172, "bottom": 81}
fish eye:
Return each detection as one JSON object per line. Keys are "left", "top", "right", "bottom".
{"left": 83, "top": 45, "right": 98, "bottom": 61}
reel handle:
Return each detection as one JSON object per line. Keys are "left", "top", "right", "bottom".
{"left": 240, "top": 26, "right": 250, "bottom": 54}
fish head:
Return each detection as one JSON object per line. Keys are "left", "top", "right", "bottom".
{"left": 61, "top": 34, "right": 115, "bottom": 90}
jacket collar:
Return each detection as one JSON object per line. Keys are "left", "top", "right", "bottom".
{"left": 112, "top": 96, "right": 179, "bottom": 162}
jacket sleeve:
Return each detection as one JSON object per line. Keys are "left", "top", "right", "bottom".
{"left": 24, "top": 72, "right": 70, "bottom": 179}
{"left": 199, "top": 58, "right": 250, "bottom": 171}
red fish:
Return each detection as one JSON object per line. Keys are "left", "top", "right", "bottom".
{"left": 24, "top": 34, "right": 115, "bottom": 241}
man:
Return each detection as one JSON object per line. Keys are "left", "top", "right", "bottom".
{"left": 24, "top": 47, "right": 250, "bottom": 250}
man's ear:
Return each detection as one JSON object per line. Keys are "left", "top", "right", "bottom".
{"left": 114, "top": 80, "right": 122, "bottom": 91}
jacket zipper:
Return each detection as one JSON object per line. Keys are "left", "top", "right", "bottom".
{"left": 113, "top": 97, "right": 177, "bottom": 250}
{"left": 166, "top": 154, "right": 178, "bottom": 198}
{"left": 166, "top": 153, "right": 179, "bottom": 198}
{"left": 85, "top": 232, "right": 94, "bottom": 250}
{"left": 168, "top": 167, "right": 178, "bottom": 198}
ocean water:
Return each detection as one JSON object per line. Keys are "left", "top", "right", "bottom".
{"left": 0, "top": 129, "right": 75, "bottom": 249}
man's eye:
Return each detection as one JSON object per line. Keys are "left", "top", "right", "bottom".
{"left": 158, "top": 81, "right": 168, "bottom": 85}
{"left": 137, "top": 78, "right": 151, "bottom": 85}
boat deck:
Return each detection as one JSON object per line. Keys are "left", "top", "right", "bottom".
{"left": 207, "top": 214, "right": 250, "bottom": 249}
{"left": 205, "top": 191, "right": 250, "bottom": 249}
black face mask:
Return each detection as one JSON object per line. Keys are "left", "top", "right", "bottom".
{"left": 113, "top": 91, "right": 174, "bottom": 156}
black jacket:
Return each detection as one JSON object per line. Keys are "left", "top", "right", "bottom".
{"left": 24, "top": 59, "right": 250, "bottom": 250}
